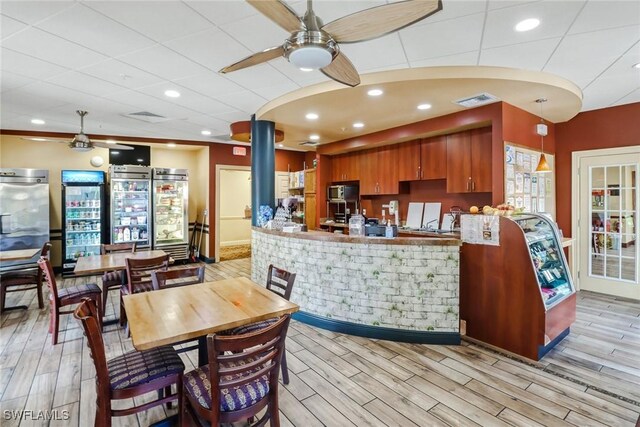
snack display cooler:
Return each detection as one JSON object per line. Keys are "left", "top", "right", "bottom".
{"left": 460, "top": 213, "right": 576, "bottom": 361}
{"left": 109, "top": 165, "right": 151, "bottom": 248}
{"left": 61, "top": 170, "right": 107, "bottom": 276}
{"left": 152, "top": 168, "right": 189, "bottom": 260}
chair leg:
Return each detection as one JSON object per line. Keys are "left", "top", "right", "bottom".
{"left": 51, "top": 308, "right": 59, "bottom": 345}
{"left": 119, "top": 294, "right": 127, "bottom": 327}
{"left": 177, "top": 375, "right": 183, "bottom": 426}
{"left": 36, "top": 281, "right": 44, "bottom": 309}
{"left": 102, "top": 285, "right": 108, "bottom": 315}
{"left": 95, "top": 295, "right": 103, "bottom": 331}
{"left": 281, "top": 345, "right": 289, "bottom": 385}
{"left": 0, "top": 286, "right": 6, "bottom": 314}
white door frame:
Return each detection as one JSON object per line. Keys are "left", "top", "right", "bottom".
{"left": 215, "top": 164, "right": 251, "bottom": 263}
{"left": 571, "top": 145, "right": 640, "bottom": 294}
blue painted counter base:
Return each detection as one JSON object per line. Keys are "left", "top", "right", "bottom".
{"left": 293, "top": 311, "right": 461, "bottom": 345}
{"left": 538, "top": 327, "right": 570, "bottom": 360}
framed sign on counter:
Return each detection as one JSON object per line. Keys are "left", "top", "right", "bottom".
{"left": 504, "top": 142, "right": 556, "bottom": 219}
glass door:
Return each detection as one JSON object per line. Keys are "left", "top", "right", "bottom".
{"left": 64, "top": 185, "right": 102, "bottom": 261}
{"left": 153, "top": 179, "right": 188, "bottom": 247}
{"left": 111, "top": 179, "right": 150, "bottom": 246}
{"left": 579, "top": 153, "right": 639, "bottom": 299}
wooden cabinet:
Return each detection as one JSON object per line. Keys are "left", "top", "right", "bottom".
{"left": 446, "top": 128, "right": 492, "bottom": 193}
{"left": 304, "top": 169, "right": 316, "bottom": 194}
{"left": 331, "top": 153, "right": 359, "bottom": 182}
{"left": 360, "top": 146, "right": 399, "bottom": 195}
{"left": 304, "top": 169, "right": 316, "bottom": 230}
{"left": 398, "top": 136, "right": 447, "bottom": 181}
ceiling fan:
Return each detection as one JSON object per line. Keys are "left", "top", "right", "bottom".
{"left": 23, "top": 110, "right": 134, "bottom": 152}
{"left": 220, "top": 0, "right": 442, "bottom": 87}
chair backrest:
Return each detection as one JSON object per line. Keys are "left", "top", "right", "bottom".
{"left": 74, "top": 299, "right": 110, "bottom": 401}
{"left": 125, "top": 255, "right": 169, "bottom": 294}
{"left": 37, "top": 257, "right": 59, "bottom": 305}
{"left": 151, "top": 266, "right": 205, "bottom": 290}
{"left": 101, "top": 242, "right": 136, "bottom": 255}
{"left": 206, "top": 314, "right": 291, "bottom": 423}
{"left": 266, "top": 265, "right": 296, "bottom": 301}
{"left": 40, "top": 241, "right": 52, "bottom": 258}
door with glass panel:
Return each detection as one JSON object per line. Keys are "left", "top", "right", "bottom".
{"left": 579, "top": 153, "right": 639, "bottom": 299}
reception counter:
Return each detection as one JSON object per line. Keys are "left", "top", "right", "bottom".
{"left": 251, "top": 227, "right": 462, "bottom": 344}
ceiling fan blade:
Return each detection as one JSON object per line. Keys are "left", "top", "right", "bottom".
{"left": 322, "top": 0, "right": 442, "bottom": 43}
{"left": 246, "top": 0, "right": 304, "bottom": 33}
{"left": 92, "top": 141, "right": 134, "bottom": 150}
{"left": 320, "top": 51, "right": 360, "bottom": 87}
{"left": 220, "top": 46, "right": 285, "bottom": 73}
{"left": 21, "top": 137, "right": 65, "bottom": 143}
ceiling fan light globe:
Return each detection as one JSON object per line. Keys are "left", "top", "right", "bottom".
{"left": 70, "top": 145, "right": 93, "bottom": 152}
{"left": 288, "top": 46, "right": 332, "bottom": 69}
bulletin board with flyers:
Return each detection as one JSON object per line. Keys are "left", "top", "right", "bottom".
{"left": 504, "top": 142, "right": 556, "bottom": 219}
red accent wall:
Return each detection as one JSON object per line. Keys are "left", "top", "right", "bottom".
{"left": 555, "top": 102, "right": 640, "bottom": 236}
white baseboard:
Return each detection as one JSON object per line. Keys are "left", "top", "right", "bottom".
{"left": 220, "top": 240, "right": 251, "bottom": 247}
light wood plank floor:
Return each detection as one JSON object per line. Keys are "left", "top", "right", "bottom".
{"left": 1, "top": 258, "right": 639, "bottom": 426}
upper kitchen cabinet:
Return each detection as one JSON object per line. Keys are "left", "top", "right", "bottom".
{"left": 360, "top": 145, "right": 399, "bottom": 195}
{"left": 446, "top": 128, "right": 492, "bottom": 193}
{"left": 398, "top": 137, "right": 447, "bottom": 181}
{"left": 331, "top": 152, "right": 360, "bottom": 182}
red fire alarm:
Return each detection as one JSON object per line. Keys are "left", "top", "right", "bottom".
{"left": 232, "top": 146, "right": 247, "bottom": 156}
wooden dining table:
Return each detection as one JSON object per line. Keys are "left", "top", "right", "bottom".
{"left": 73, "top": 249, "right": 167, "bottom": 275}
{"left": 0, "top": 248, "right": 40, "bottom": 262}
{"left": 123, "top": 276, "right": 299, "bottom": 366}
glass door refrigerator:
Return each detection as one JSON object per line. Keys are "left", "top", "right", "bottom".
{"left": 152, "top": 168, "right": 189, "bottom": 261}
{"left": 61, "top": 170, "right": 107, "bottom": 276}
{"left": 109, "top": 165, "right": 152, "bottom": 248}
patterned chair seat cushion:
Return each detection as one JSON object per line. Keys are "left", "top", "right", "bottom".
{"left": 219, "top": 318, "right": 279, "bottom": 336}
{"left": 108, "top": 346, "right": 185, "bottom": 390}
{"left": 120, "top": 281, "right": 154, "bottom": 295}
{"left": 102, "top": 270, "right": 124, "bottom": 287}
{"left": 0, "top": 268, "right": 39, "bottom": 286}
{"left": 184, "top": 360, "right": 270, "bottom": 412}
{"left": 58, "top": 283, "right": 101, "bottom": 302}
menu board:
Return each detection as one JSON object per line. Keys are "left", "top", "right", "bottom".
{"left": 504, "top": 143, "right": 556, "bottom": 219}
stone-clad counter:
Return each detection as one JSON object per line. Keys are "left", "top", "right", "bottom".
{"left": 252, "top": 227, "right": 462, "bottom": 343}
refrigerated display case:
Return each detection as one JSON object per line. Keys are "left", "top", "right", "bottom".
{"left": 460, "top": 213, "right": 576, "bottom": 361}
{"left": 61, "top": 170, "right": 107, "bottom": 276}
{"left": 109, "top": 165, "right": 151, "bottom": 248}
{"left": 153, "top": 168, "right": 188, "bottom": 260}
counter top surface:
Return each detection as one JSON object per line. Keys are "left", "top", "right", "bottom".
{"left": 253, "top": 227, "right": 461, "bottom": 246}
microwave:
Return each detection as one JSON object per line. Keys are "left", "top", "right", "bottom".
{"left": 328, "top": 185, "right": 358, "bottom": 201}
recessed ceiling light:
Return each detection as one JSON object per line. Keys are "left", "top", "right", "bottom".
{"left": 633, "top": 62, "right": 640, "bottom": 69}
{"left": 111, "top": 151, "right": 120, "bottom": 155}
{"left": 31, "top": 118, "right": 45, "bottom": 125}
{"left": 201, "top": 130, "right": 211, "bottom": 136}
{"left": 515, "top": 18, "right": 540, "bottom": 32}
{"left": 164, "top": 89, "right": 181, "bottom": 98}
{"left": 309, "top": 134, "right": 320, "bottom": 141}
{"left": 305, "top": 113, "right": 319, "bottom": 120}
{"left": 367, "top": 89, "right": 383, "bottom": 97}
{"left": 167, "top": 143, "right": 176, "bottom": 148}
{"left": 417, "top": 103, "right": 432, "bottom": 110}
{"left": 32, "top": 138, "right": 47, "bottom": 141}
{"left": 353, "top": 122, "right": 364, "bottom": 128}
{"left": 278, "top": 143, "right": 284, "bottom": 148}
{"left": 299, "top": 67, "right": 313, "bottom": 72}
{"left": 106, "top": 140, "right": 117, "bottom": 144}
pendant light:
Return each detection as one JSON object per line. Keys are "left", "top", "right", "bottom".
{"left": 535, "top": 98, "right": 551, "bottom": 173}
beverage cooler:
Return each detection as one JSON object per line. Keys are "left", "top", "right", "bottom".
{"left": 460, "top": 213, "right": 576, "bottom": 361}
{"left": 152, "top": 168, "right": 189, "bottom": 260}
{"left": 61, "top": 170, "right": 107, "bottom": 276}
{"left": 109, "top": 165, "right": 151, "bottom": 248}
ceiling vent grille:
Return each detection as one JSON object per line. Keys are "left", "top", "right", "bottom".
{"left": 122, "top": 111, "right": 170, "bottom": 123}
{"left": 454, "top": 92, "right": 500, "bottom": 108}
{"left": 299, "top": 141, "right": 320, "bottom": 147}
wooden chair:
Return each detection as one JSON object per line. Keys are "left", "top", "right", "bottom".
{"left": 0, "top": 241, "right": 51, "bottom": 313}
{"left": 120, "top": 255, "right": 169, "bottom": 327}
{"left": 223, "top": 265, "right": 296, "bottom": 384}
{"left": 100, "top": 243, "right": 135, "bottom": 314}
{"left": 74, "top": 298, "right": 184, "bottom": 427}
{"left": 151, "top": 266, "right": 205, "bottom": 290}
{"left": 38, "top": 257, "right": 102, "bottom": 345}
{"left": 182, "top": 315, "right": 291, "bottom": 427}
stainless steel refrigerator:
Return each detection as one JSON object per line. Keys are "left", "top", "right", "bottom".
{"left": 109, "top": 165, "right": 152, "bottom": 248}
{"left": 61, "top": 170, "right": 107, "bottom": 276}
{"left": 0, "top": 168, "right": 50, "bottom": 270}
{"left": 152, "top": 168, "right": 189, "bottom": 260}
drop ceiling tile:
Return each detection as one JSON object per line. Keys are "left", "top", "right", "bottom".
{"left": 172, "top": 73, "right": 246, "bottom": 99}
{"left": 1, "top": 48, "right": 70, "bottom": 80}
{"left": 85, "top": 1, "right": 213, "bottom": 43}
{"left": 101, "top": 90, "right": 196, "bottom": 119}
{"left": 185, "top": 1, "right": 259, "bottom": 27}
{"left": 215, "top": 90, "right": 268, "bottom": 114}
{"left": 400, "top": 13, "right": 485, "bottom": 61}
{"left": 289, "top": 1, "right": 387, "bottom": 26}
{"left": 483, "top": 1, "right": 585, "bottom": 49}
{"left": 252, "top": 81, "right": 300, "bottom": 101}
{"left": 46, "top": 71, "right": 130, "bottom": 97}
{"left": 162, "top": 27, "right": 253, "bottom": 73}
{"left": 117, "top": 45, "right": 209, "bottom": 81}
{"left": 545, "top": 25, "right": 640, "bottom": 89}
{"left": 581, "top": 49, "right": 640, "bottom": 110}
{"left": 1, "top": 85, "right": 71, "bottom": 115}
{"left": 219, "top": 13, "right": 290, "bottom": 53}
{"left": 409, "top": 51, "right": 478, "bottom": 68}
{"left": 1, "top": 14, "right": 28, "bottom": 40}
{"left": 0, "top": 1, "right": 75, "bottom": 24}
{"left": 614, "top": 88, "right": 640, "bottom": 107}
{"left": 340, "top": 34, "right": 408, "bottom": 72}
{"left": 569, "top": 1, "right": 640, "bottom": 35}
{"left": 215, "top": 110, "right": 252, "bottom": 124}
{"left": 1, "top": 27, "right": 107, "bottom": 69}
{"left": 134, "top": 84, "right": 236, "bottom": 116}
{"left": 487, "top": 0, "right": 539, "bottom": 10}
{"left": 35, "top": 3, "right": 156, "bottom": 57}
{"left": 223, "top": 63, "right": 294, "bottom": 90}
{"left": 184, "top": 113, "right": 232, "bottom": 131}
{"left": 78, "top": 59, "right": 165, "bottom": 90}
{"left": 361, "top": 62, "right": 409, "bottom": 75}
{"left": 412, "top": 0, "right": 487, "bottom": 25}
{"left": 1, "top": 71, "right": 37, "bottom": 93}
{"left": 268, "top": 61, "right": 331, "bottom": 86}
{"left": 479, "top": 37, "right": 561, "bottom": 71}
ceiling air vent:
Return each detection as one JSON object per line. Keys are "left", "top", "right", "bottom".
{"left": 122, "top": 111, "right": 170, "bottom": 123}
{"left": 454, "top": 92, "right": 500, "bottom": 108}
{"left": 299, "top": 141, "right": 320, "bottom": 147}
{"left": 212, "top": 134, "right": 233, "bottom": 143}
